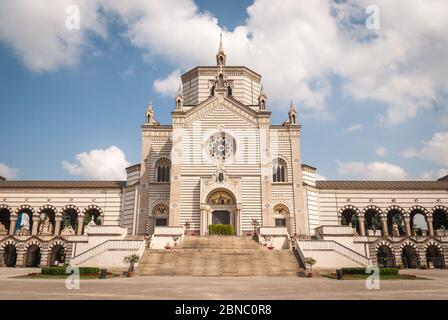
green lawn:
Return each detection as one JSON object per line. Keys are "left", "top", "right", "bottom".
{"left": 14, "top": 273, "right": 119, "bottom": 280}
{"left": 321, "top": 273, "right": 428, "bottom": 280}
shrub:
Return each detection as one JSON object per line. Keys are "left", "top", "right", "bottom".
{"left": 208, "top": 224, "right": 234, "bottom": 235}
{"left": 41, "top": 266, "right": 100, "bottom": 276}
{"left": 341, "top": 267, "right": 398, "bottom": 276}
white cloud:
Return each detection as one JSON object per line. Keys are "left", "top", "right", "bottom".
{"left": 403, "top": 132, "right": 448, "bottom": 167}
{"left": 119, "top": 65, "right": 135, "bottom": 78}
{"left": 153, "top": 70, "right": 182, "bottom": 97}
{"left": 315, "top": 173, "right": 327, "bottom": 181}
{"left": 2, "top": 0, "right": 448, "bottom": 123}
{"left": 0, "top": 163, "right": 19, "bottom": 180}
{"left": 375, "top": 146, "right": 387, "bottom": 157}
{"left": 0, "top": 0, "right": 105, "bottom": 72}
{"left": 421, "top": 168, "right": 448, "bottom": 180}
{"left": 336, "top": 160, "right": 407, "bottom": 180}
{"left": 343, "top": 123, "right": 363, "bottom": 133}
{"left": 62, "top": 146, "right": 130, "bottom": 180}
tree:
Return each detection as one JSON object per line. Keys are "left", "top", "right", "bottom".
{"left": 304, "top": 257, "right": 317, "bottom": 272}
{"left": 124, "top": 254, "right": 140, "bottom": 273}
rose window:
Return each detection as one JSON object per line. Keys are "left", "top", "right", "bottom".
{"left": 207, "top": 132, "right": 236, "bottom": 162}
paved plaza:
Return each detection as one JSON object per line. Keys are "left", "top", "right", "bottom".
{"left": 0, "top": 268, "right": 447, "bottom": 300}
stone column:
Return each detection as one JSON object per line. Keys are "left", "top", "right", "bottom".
{"left": 427, "top": 216, "right": 434, "bottom": 236}
{"left": 168, "top": 120, "right": 183, "bottom": 227}
{"left": 31, "top": 217, "right": 40, "bottom": 236}
{"left": 381, "top": 216, "right": 389, "bottom": 236}
{"left": 235, "top": 209, "right": 241, "bottom": 236}
{"left": 9, "top": 217, "right": 17, "bottom": 236}
{"left": 200, "top": 207, "right": 208, "bottom": 235}
{"left": 358, "top": 214, "right": 366, "bottom": 236}
{"left": 54, "top": 216, "right": 62, "bottom": 235}
{"left": 404, "top": 215, "right": 411, "bottom": 236}
{"left": 76, "top": 216, "right": 84, "bottom": 235}
{"left": 259, "top": 122, "right": 274, "bottom": 228}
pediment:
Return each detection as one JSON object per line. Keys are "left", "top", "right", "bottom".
{"left": 183, "top": 96, "right": 258, "bottom": 127}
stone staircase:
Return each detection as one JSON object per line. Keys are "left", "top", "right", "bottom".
{"left": 137, "top": 236, "right": 301, "bottom": 277}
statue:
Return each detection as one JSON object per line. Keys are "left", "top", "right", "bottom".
{"left": 61, "top": 225, "right": 75, "bottom": 236}
{"left": 0, "top": 223, "right": 7, "bottom": 236}
{"left": 392, "top": 224, "right": 400, "bottom": 237}
{"left": 38, "top": 216, "right": 53, "bottom": 236}
{"left": 16, "top": 226, "right": 30, "bottom": 236}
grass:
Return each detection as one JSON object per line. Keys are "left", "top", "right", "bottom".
{"left": 14, "top": 273, "right": 119, "bottom": 280}
{"left": 321, "top": 273, "right": 428, "bottom": 280}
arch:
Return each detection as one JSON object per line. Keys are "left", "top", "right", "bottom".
{"left": 207, "top": 190, "right": 235, "bottom": 205}
{"left": 24, "top": 240, "right": 42, "bottom": 268}
{"left": 376, "top": 241, "right": 395, "bottom": 268}
{"left": 152, "top": 203, "right": 169, "bottom": 227}
{"left": 155, "top": 157, "right": 171, "bottom": 183}
{"left": 1, "top": 240, "right": 18, "bottom": 268}
{"left": 432, "top": 206, "right": 448, "bottom": 232}
{"left": 409, "top": 206, "right": 429, "bottom": 236}
{"left": 425, "top": 242, "right": 444, "bottom": 269}
{"left": 38, "top": 205, "right": 58, "bottom": 235}
{"left": 0, "top": 205, "right": 12, "bottom": 234}
{"left": 364, "top": 206, "right": 382, "bottom": 234}
{"left": 339, "top": 206, "right": 360, "bottom": 234}
{"left": 227, "top": 85, "right": 232, "bottom": 96}
{"left": 386, "top": 206, "right": 406, "bottom": 236}
{"left": 61, "top": 205, "right": 80, "bottom": 233}
{"left": 15, "top": 205, "right": 35, "bottom": 235}
{"left": 272, "top": 157, "right": 288, "bottom": 183}
{"left": 48, "top": 240, "right": 67, "bottom": 266}
{"left": 400, "top": 242, "right": 419, "bottom": 269}
{"left": 338, "top": 205, "right": 361, "bottom": 216}
{"left": 83, "top": 205, "right": 103, "bottom": 226}
{"left": 273, "top": 204, "right": 292, "bottom": 233}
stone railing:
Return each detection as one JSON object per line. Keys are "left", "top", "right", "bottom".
{"left": 153, "top": 226, "right": 184, "bottom": 236}
{"left": 298, "top": 240, "right": 370, "bottom": 266}
{"left": 70, "top": 240, "right": 145, "bottom": 266}
{"left": 84, "top": 225, "right": 128, "bottom": 236}
{"left": 315, "top": 225, "right": 355, "bottom": 236}
{"left": 258, "top": 226, "right": 288, "bottom": 236}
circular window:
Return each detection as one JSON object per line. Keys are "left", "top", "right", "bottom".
{"left": 206, "top": 132, "right": 236, "bottom": 163}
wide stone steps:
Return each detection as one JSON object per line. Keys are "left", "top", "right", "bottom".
{"left": 137, "top": 236, "right": 301, "bottom": 277}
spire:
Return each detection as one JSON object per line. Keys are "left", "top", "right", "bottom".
{"left": 216, "top": 33, "right": 226, "bottom": 67}
{"left": 146, "top": 100, "right": 154, "bottom": 125}
{"left": 175, "top": 82, "right": 184, "bottom": 110}
{"left": 289, "top": 98, "right": 296, "bottom": 112}
{"left": 258, "top": 84, "right": 267, "bottom": 110}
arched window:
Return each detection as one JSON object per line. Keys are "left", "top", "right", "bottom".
{"left": 227, "top": 85, "right": 232, "bottom": 96}
{"left": 152, "top": 204, "right": 169, "bottom": 227}
{"left": 272, "top": 158, "right": 287, "bottom": 183}
{"left": 210, "top": 84, "right": 215, "bottom": 96}
{"left": 155, "top": 158, "right": 171, "bottom": 183}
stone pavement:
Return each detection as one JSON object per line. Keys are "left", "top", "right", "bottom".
{"left": 0, "top": 268, "right": 448, "bottom": 299}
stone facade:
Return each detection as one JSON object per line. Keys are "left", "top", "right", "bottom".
{"left": 1, "top": 40, "right": 448, "bottom": 269}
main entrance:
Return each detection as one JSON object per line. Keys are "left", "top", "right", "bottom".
{"left": 212, "top": 210, "right": 230, "bottom": 225}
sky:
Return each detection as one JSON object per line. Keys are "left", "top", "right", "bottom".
{"left": 0, "top": 0, "right": 447, "bottom": 181}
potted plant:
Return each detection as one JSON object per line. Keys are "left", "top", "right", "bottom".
{"left": 123, "top": 254, "right": 139, "bottom": 277}
{"left": 304, "top": 257, "right": 317, "bottom": 277}
{"left": 164, "top": 242, "right": 172, "bottom": 250}
{"left": 267, "top": 242, "right": 274, "bottom": 250}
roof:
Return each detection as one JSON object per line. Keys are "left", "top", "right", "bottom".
{"left": 0, "top": 181, "right": 126, "bottom": 189}
{"left": 439, "top": 175, "right": 448, "bottom": 181}
{"left": 316, "top": 180, "right": 448, "bottom": 191}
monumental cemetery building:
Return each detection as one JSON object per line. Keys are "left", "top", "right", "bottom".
{"left": 1, "top": 40, "right": 448, "bottom": 273}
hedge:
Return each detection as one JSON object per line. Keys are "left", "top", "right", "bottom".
{"left": 341, "top": 267, "right": 399, "bottom": 276}
{"left": 41, "top": 266, "right": 100, "bottom": 276}
{"left": 208, "top": 224, "right": 234, "bottom": 235}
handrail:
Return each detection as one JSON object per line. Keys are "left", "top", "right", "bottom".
{"left": 70, "top": 240, "right": 144, "bottom": 266}
{"left": 298, "top": 240, "right": 370, "bottom": 266}
{"left": 287, "top": 234, "right": 306, "bottom": 269}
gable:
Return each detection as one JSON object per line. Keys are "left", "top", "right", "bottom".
{"left": 183, "top": 96, "right": 258, "bottom": 128}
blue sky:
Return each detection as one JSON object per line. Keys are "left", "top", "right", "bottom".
{"left": 0, "top": 0, "right": 447, "bottom": 181}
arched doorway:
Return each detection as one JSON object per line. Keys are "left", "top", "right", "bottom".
{"left": 25, "top": 244, "right": 41, "bottom": 268}
{"left": 401, "top": 245, "right": 419, "bottom": 269}
{"left": 3, "top": 244, "right": 17, "bottom": 267}
{"left": 273, "top": 204, "right": 291, "bottom": 233}
{"left": 49, "top": 244, "right": 66, "bottom": 266}
{"left": 39, "top": 208, "right": 56, "bottom": 235}
{"left": 340, "top": 209, "right": 360, "bottom": 234}
{"left": 152, "top": 204, "right": 169, "bottom": 227}
{"left": 377, "top": 245, "right": 395, "bottom": 267}
{"left": 426, "top": 245, "right": 445, "bottom": 269}
{"left": 387, "top": 210, "right": 406, "bottom": 236}
{"left": 207, "top": 190, "right": 237, "bottom": 235}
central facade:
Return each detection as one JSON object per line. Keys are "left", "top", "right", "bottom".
{"left": 125, "top": 40, "right": 307, "bottom": 237}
